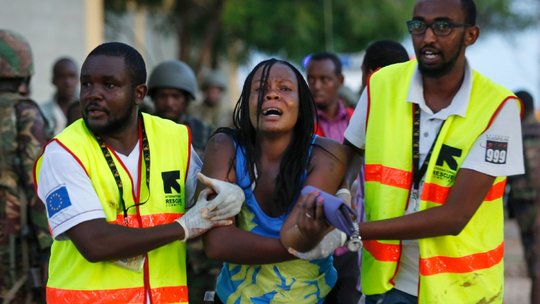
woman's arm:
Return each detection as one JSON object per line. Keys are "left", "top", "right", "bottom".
{"left": 201, "top": 132, "right": 296, "bottom": 264}
{"left": 280, "top": 137, "right": 347, "bottom": 252}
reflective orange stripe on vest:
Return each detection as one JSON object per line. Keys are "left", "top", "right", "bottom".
{"left": 419, "top": 242, "right": 504, "bottom": 276}
{"left": 111, "top": 212, "right": 184, "bottom": 227}
{"left": 364, "top": 164, "right": 412, "bottom": 190}
{"left": 364, "top": 240, "right": 401, "bottom": 262}
{"left": 47, "top": 285, "right": 188, "bottom": 304}
{"left": 421, "top": 180, "right": 506, "bottom": 205}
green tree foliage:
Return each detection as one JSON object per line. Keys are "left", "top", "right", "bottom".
{"left": 221, "top": 0, "right": 415, "bottom": 63}
{"left": 105, "top": 0, "right": 537, "bottom": 71}
{"left": 475, "top": 0, "right": 537, "bottom": 31}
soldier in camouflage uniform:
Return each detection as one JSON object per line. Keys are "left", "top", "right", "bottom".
{"left": 148, "top": 60, "right": 214, "bottom": 158}
{"left": 506, "top": 90, "right": 540, "bottom": 303}
{"left": 0, "top": 29, "right": 53, "bottom": 303}
{"left": 189, "top": 71, "right": 234, "bottom": 129}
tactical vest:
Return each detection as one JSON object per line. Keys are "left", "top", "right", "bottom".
{"left": 35, "top": 113, "right": 191, "bottom": 303}
{"left": 362, "top": 60, "right": 515, "bottom": 303}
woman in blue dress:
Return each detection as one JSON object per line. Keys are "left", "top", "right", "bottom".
{"left": 200, "top": 58, "right": 347, "bottom": 303}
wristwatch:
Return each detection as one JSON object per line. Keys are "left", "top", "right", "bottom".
{"left": 346, "top": 222, "right": 363, "bottom": 252}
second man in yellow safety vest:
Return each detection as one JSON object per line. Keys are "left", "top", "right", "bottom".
{"left": 335, "top": 0, "right": 524, "bottom": 303}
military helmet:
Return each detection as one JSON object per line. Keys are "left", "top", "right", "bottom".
{"left": 201, "top": 71, "right": 227, "bottom": 91}
{"left": 148, "top": 60, "right": 197, "bottom": 100}
{"left": 0, "top": 29, "right": 34, "bottom": 78}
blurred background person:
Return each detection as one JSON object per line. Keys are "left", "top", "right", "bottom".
{"left": 40, "top": 57, "right": 78, "bottom": 135}
{"left": 189, "top": 71, "right": 233, "bottom": 128}
{"left": 360, "top": 40, "right": 409, "bottom": 95}
{"left": 307, "top": 52, "right": 354, "bottom": 142}
{"left": 65, "top": 101, "right": 81, "bottom": 126}
{"left": 148, "top": 60, "right": 213, "bottom": 157}
{"left": 506, "top": 89, "right": 540, "bottom": 303}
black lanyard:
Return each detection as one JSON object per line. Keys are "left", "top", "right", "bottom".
{"left": 412, "top": 103, "right": 444, "bottom": 191}
{"left": 94, "top": 117, "right": 151, "bottom": 220}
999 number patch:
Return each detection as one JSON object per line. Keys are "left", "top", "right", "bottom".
{"left": 485, "top": 140, "right": 508, "bottom": 164}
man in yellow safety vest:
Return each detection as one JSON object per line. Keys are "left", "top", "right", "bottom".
{"left": 34, "top": 42, "right": 245, "bottom": 304}
{"left": 338, "top": 0, "right": 524, "bottom": 303}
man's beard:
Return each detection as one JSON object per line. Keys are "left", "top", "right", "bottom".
{"left": 83, "top": 101, "right": 137, "bottom": 136}
{"left": 418, "top": 36, "right": 464, "bottom": 78}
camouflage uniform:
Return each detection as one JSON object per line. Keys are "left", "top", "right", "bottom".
{"left": 189, "top": 100, "right": 233, "bottom": 129}
{"left": 181, "top": 115, "right": 219, "bottom": 302}
{"left": 0, "top": 29, "right": 53, "bottom": 303}
{"left": 182, "top": 114, "right": 214, "bottom": 158}
{"left": 190, "top": 71, "right": 233, "bottom": 129}
{"left": 507, "top": 115, "right": 540, "bottom": 278}
{"left": 186, "top": 238, "right": 222, "bottom": 302}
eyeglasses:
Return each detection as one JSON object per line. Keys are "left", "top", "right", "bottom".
{"left": 406, "top": 20, "right": 470, "bottom": 36}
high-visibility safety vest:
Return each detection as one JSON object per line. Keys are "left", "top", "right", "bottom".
{"left": 362, "top": 60, "right": 516, "bottom": 303}
{"left": 34, "top": 113, "right": 191, "bottom": 304}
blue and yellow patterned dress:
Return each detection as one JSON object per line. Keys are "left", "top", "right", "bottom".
{"left": 215, "top": 137, "right": 337, "bottom": 303}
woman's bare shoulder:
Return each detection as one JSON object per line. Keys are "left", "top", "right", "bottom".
{"left": 312, "top": 136, "right": 347, "bottom": 162}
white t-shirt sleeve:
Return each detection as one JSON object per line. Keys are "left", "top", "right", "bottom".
{"left": 344, "top": 90, "right": 368, "bottom": 149}
{"left": 185, "top": 145, "right": 203, "bottom": 208}
{"left": 461, "top": 99, "right": 524, "bottom": 177}
{"left": 37, "top": 141, "right": 106, "bottom": 240}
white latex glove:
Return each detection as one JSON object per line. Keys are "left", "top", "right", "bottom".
{"left": 175, "top": 189, "right": 232, "bottom": 241}
{"left": 288, "top": 229, "right": 347, "bottom": 260}
{"left": 336, "top": 188, "right": 352, "bottom": 208}
{"left": 197, "top": 173, "right": 245, "bottom": 221}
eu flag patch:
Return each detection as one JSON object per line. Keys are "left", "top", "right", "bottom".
{"left": 46, "top": 186, "right": 72, "bottom": 217}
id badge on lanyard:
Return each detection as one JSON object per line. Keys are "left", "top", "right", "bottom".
{"left": 411, "top": 103, "right": 444, "bottom": 214}
{"left": 96, "top": 117, "right": 150, "bottom": 273}
{"left": 111, "top": 216, "right": 146, "bottom": 272}
{"left": 407, "top": 188, "right": 420, "bottom": 214}
{"left": 113, "top": 255, "right": 146, "bottom": 272}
